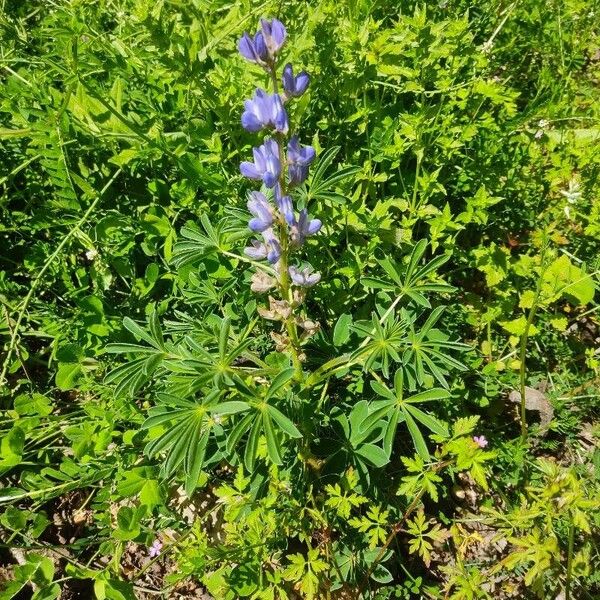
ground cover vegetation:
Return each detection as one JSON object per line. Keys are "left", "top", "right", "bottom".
{"left": 1, "top": 0, "right": 599, "bottom": 598}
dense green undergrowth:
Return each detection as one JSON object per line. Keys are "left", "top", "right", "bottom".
{"left": 1, "top": 0, "right": 599, "bottom": 598}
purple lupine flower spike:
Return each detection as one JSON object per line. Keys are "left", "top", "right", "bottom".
{"left": 247, "top": 191, "right": 273, "bottom": 232}
{"left": 289, "top": 265, "right": 321, "bottom": 287}
{"left": 240, "top": 139, "right": 281, "bottom": 188}
{"left": 287, "top": 136, "right": 316, "bottom": 185}
{"left": 244, "top": 240, "right": 269, "bottom": 260}
{"left": 282, "top": 64, "right": 310, "bottom": 99}
{"left": 260, "top": 18, "right": 286, "bottom": 57}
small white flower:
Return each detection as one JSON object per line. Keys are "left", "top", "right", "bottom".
{"left": 85, "top": 249, "right": 98, "bottom": 261}
{"left": 538, "top": 119, "right": 549, "bottom": 128}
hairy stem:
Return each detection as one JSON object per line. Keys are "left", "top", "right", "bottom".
{"left": 269, "top": 63, "right": 304, "bottom": 381}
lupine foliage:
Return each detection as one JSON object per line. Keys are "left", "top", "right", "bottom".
{"left": 1, "top": 1, "right": 600, "bottom": 599}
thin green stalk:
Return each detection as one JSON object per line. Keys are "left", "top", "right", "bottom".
{"left": 565, "top": 520, "right": 575, "bottom": 600}
{"left": 519, "top": 240, "right": 548, "bottom": 443}
{"left": 519, "top": 300, "right": 539, "bottom": 443}
{"left": 306, "top": 293, "right": 404, "bottom": 387}
{"left": 409, "top": 150, "right": 421, "bottom": 215}
{"left": 268, "top": 63, "right": 304, "bottom": 381}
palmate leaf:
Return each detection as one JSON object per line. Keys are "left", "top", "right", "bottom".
{"left": 351, "top": 312, "right": 407, "bottom": 378}
{"left": 363, "top": 240, "right": 454, "bottom": 307}
{"left": 403, "top": 312, "right": 470, "bottom": 389}
{"left": 171, "top": 215, "right": 228, "bottom": 268}
{"left": 105, "top": 312, "right": 168, "bottom": 397}
{"left": 327, "top": 402, "right": 389, "bottom": 481}
{"left": 295, "top": 146, "right": 361, "bottom": 206}
{"left": 366, "top": 371, "right": 451, "bottom": 459}
{"left": 142, "top": 390, "right": 221, "bottom": 496}
{"left": 104, "top": 356, "right": 164, "bottom": 398}
{"left": 224, "top": 370, "right": 303, "bottom": 471}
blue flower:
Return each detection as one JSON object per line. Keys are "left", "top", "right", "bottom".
{"left": 282, "top": 63, "right": 310, "bottom": 98}
{"left": 244, "top": 229, "right": 281, "bottom": 264}
{"left": 287, "top": 136, "right": 315, "bottom": 185}
{"left": 273, "top": 184, "right": 295, "bottom": 225}
{"left": 260, "top": 18, "right": 286, "bottom": 58}
{"left": 238, "top": 31, "right": 268, "bottom": 63}
{"left": 242, "top": 89, "right": 289, "bottom": 134}
{"left": 247, "top": 191, "right": 273, "bottom": 232}
{"left": 240, "top": 139, "right": 281, "bottom": 188}
{"left": 289, "top": 265, "right": 321, "bottom": 287}
{"left": 262, "top": 228, "right": 282, "bottom": 263}
{"left": 244, "top": 240, "right": 268, "bottom": 260}
{"left": 290, "top": 209, "right": 321, "bottom": 246}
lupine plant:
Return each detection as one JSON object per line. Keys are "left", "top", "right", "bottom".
{"left": 2, "top": 3, "right": 600, "bottom": 599}
{"left": 101, "top": 16, "right": 488, "bottom": 596}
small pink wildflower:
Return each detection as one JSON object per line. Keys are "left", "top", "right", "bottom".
{"left": 148, "top": 540, "right": 163, "bottom": 558}
{"left": 473, "top": 435, "right": 488, "bottom": 448}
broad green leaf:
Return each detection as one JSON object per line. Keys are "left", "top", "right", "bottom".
{"left": 211, "top": 401, "right": 251, "bottom": 415}
{"left": 333, "top": 313, "right": 353, "bottom": 346}
{"left": 370, "top": 380, "right": 396, "bottom": 401}
{"left": 404, "top": 404, "right": 449, "bottom": 437}
{"left": 356, "top": 443, "right": 389, "bottom": 467}
{"left": 405, "top": 388, "right": 451, "bottom": 403}
{"left": 265, "top": 368, "right": 296, "bottom": 400}
{"left": 244, "top": 417, "right": 261, "bottom": 472}
{"left": 262, "top": 412, "right": 283, "bottom": 465}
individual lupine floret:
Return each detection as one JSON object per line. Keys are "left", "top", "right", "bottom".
{"left": 244, "top": 240, "right": 268, "bottom": 260}
{"left": 242, "top": 89, "right": 289, "bottom": 134}
{"left": 244, "top": 229, "right": 281, "bottom": 265}
{"left": 289, "top": 265, "right": 321, "bottom": 287}
{"left": 262, "top": 228, "right": 282, "bottom": 263}
{"left": 250, "top": 271, "right": 277, "bottom": 293}
{"left": 238, "top": 31, "right": 268, "bottom": 64}
{"left": 259, "top": 18, "right": 286, "bottom": 58}
{"left": 282, "top": 64, "right": 310, "bottom": 99}
{"left": 240, "top": 139, "right": 281, "bottom": 188}
{"left": 273, "top": 184, "right": 295, "bottom": 225}
{"left": 290, "top": 209, "right": 321, "bottom": 246}
{"left": 238, "top": 19, "right": 286, "bottom": 64}
{"left": 247, "top": 191, "right": 273, "bottom": 232}
{"left": 287, "top": 136, "right": 316, "bottom": 185}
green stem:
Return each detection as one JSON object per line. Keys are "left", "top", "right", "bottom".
{"left": 565, "top": 520, "right": 575, "bottom": 600}
{"left": 410, "top": 150, "right": 421, "bottom": 215}
{"left": 519, "top": 240, "right": 548, "bottom": 444}
{"left": 269, "top": 63, "right": 303, "bottom": 381}
{"left": 519, "top": 302, "right": 538, "bottom": 443}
